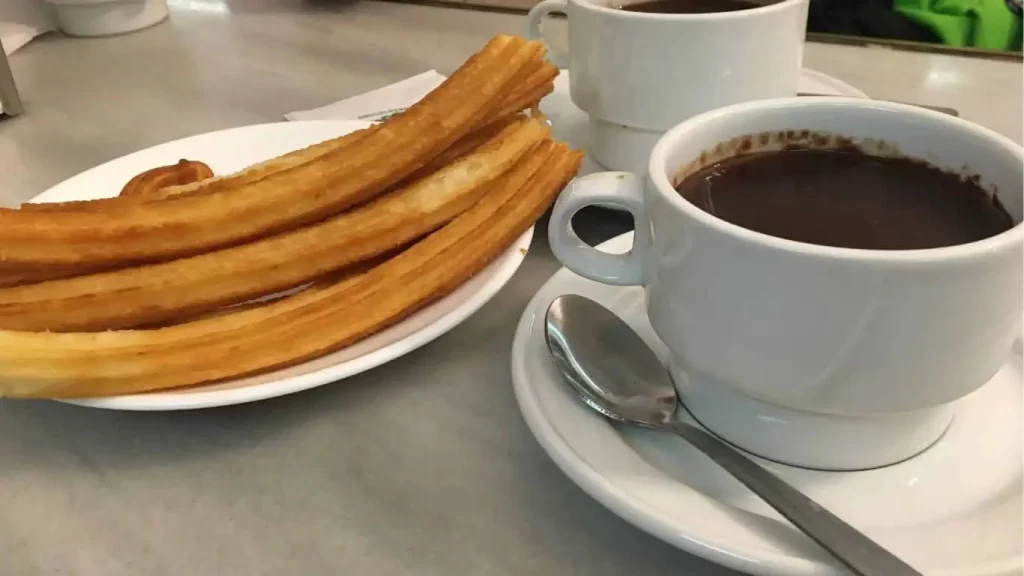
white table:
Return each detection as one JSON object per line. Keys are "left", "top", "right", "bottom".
{"left": 0, "top": 2, "right": 1020, "bottom": 574}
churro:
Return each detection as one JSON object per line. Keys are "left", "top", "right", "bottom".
{"left": 20, "top": 59, "right": 557, "bottom": 213}
{"left": 0, "top": 35, "right": 545, "bottom": 268}
{"left": 0, "top": 117, "right": 551, "bottom": 331}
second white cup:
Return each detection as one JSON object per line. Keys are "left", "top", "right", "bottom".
{"left": 526, "top": 0, "right": 809, "bottom": 171}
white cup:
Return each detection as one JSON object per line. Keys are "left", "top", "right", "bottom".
{"left": 526, "top": 0, "right": 809, "bottom": 172}
{"left": 44, "top": 0, "right": 169, "bottom": 37}
{"left": 548, "top": 97, "right": 1024, "bottom": 471}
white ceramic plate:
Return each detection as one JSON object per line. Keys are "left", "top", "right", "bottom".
{"left": 511, "top": 233, "right": 1023, "bottom": 576}
{"left": 25, "top": 120, "right": 534, "bottom": 411}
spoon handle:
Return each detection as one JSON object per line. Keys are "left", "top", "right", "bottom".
{"left": 667, "top": 420, "right": 922, "bottom": 576}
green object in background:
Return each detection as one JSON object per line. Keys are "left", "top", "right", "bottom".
{"left": 894, "top": 0, "right": 1023, "bottom": 49}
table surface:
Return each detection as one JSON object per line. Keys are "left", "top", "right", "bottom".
{"left": 1, "top": 2, "right": 1021, "bottom": 575}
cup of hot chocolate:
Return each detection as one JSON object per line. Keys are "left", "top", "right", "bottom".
{"left": 548, "top": 97, "right": 1023, "bottom": 470}
{"left": 526, "top": 0, "right": 809, "bottom": 172}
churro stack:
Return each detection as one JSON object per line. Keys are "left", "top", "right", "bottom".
{"left": 0, "top": 35, "right": 583, "bottom": 398}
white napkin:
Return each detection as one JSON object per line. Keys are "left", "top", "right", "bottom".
{"left": 285, "top": 70, "right": 446, "bottom": 122}
{"left": 0, "top": 0, "right": 55, "bottom": 55}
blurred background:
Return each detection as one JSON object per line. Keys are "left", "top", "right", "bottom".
{"left": 2, "top": 0, "right": 1022, "bottom": 56}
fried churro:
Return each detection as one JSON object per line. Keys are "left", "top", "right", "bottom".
{"left": 21, "top": 60, "right": 557, "bottom": 214}
{"left": 0, "top": 117, "right": 551, "bottom": 331}
{"left": 0, "top": 35, "right": 544, "bottom": 269}
{"left": 0, "top": 109, "right": 550, "bottom": 290}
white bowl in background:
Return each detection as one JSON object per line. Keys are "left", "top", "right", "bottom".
{"left": 44, "top": 0, "right": 168, "bottom": 37}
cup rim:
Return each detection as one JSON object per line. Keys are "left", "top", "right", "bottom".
{"left": 570, "top": 0, "right": 807, "bottom": 21}
{"left": 647, "top": 96, "right": 1024, "bottom": 264}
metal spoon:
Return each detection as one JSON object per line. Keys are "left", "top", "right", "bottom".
{"left": 544, "top": 294, "right": 922, "bottom": 576}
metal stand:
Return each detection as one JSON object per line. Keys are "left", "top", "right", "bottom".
{"left": 0, "top": 38, "right": 25, "bottom": 117}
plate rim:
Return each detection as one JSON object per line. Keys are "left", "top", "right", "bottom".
{"left": 23, "top": 120, "right": 533, "bottom": 410}
{"left": 510, "top": 232, "right": 1022, "bottom": 576}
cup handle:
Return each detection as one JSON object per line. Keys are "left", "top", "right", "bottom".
{"left": 548, "top": 172, "right": 650, "bottom": 286}
{"left": 526, "top": 0, "right": 570, "bottom": 69}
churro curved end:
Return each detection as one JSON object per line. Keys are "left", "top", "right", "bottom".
{"left": 118, "top": 159, "right": 215, "bottom": 198}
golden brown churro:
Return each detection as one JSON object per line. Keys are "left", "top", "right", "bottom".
{"left": 0, "top": 112, "right": 549, "bottom": 290}
{"left": 0, "top": 35, "right": 543, "bottom": 268}
{"left": 0, "top": 118, "right": 551, "bottom": 331}
{"left": 19, "top": 61, "right": 557, "bottom": 213}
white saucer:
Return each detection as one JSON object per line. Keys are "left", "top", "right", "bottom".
{"left": 539, "top": 68, "right": 867, "bottom": 177}
{"left": 511, "top": 232, "right": 1023, "bottom": 576}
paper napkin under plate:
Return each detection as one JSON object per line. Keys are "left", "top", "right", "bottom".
{"left": 285, "top": 70, "right": 446, "bottom": 123}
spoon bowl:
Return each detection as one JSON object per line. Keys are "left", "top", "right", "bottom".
{"left": 545, "top": 293, "right": 677, "bottom": 428}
